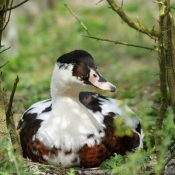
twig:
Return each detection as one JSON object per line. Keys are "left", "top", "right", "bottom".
{"left": 0, "top": 46, "right": 11, "bottom": 54}
{"left": 64, "top": 2, "right": 157, "bottom": 51}
{"left": 0, "top": 61, "right": 9, "bottom": 69}
{"left": 166, "top": 66, "right": 175, "bottom": 70}
{"left": 24, "top": 158, "right": 64, "bottom": 174}
{"left": 64, "top": 4, "right": 91, "bottom": 36}
{"left": 1, "top": 0, "right": 13, "bottom": 31}
{"left": 107, "top": 0, "right": 160, "bottom": 38}
{"left": 25, "top": 159, "right": 55, "bottom": 168}
{"left": 6, "top": 76, "right": 22, "bottom": 155}
{"left": 151, "top": 16, "right": 160, "bottom": 23}
{"left": 153, "top": 1, "right": 163, "bottom": 5}
{"left": 6, "top": 76, "right": 19, "bottom": 118}
{"left": 96, "top": 0, "right": 104, "bottom": 5}
{"left": 163, "top": 152, "right": 175, "bottom": 173}
{"left": 171, "top": 6, "right": 175, "bottom": 10}
{"left": 151, "top": 106, "right": 158, "bottom": 111}
{"left": 5, "top": 0, "right": 29, "bottom": 11}
{"left": 121, "top": 0, "right": 124, "bottom": 8}
{"left": 82, "top": 35, "right": 157, "bottom": 51}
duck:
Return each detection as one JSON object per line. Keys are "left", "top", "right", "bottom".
{"left": 17, "top": 50, "right": 144, "bottom": 168}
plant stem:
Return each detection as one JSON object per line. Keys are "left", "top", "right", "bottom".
{"left": 83, "top": 35, "right": 157, "bottom": 51}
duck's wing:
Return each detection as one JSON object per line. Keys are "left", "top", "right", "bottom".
{"left": 79, "top": 91, "right": 144, "bottom": 149}
{"left": 17, "top": 99, "right": 52, "bottom": 130}
{"left": 17, "top": 99, "right": 52, "bottom": 163}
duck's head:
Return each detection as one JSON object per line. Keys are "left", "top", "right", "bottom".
{"left": 51, "top": 50, "right": 116, "bottom": 96}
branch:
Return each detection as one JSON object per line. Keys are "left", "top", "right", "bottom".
{"left": 6, "top": 76, "right": 19, "bottom": 118}
{"left": 107, "top": 0, "right": 160, "bottom": 38}
{"left": 64, "top": 4, "right": 91, "bottom": 36}
{"left": 65, "top": 4, "right": 157, "bottom": 52}
{"left": 171, "top": 6, "right": 175, "bottom": 10}
{"left": 96, "top": 0, "right": 104, "bottom": 5}
{"left": 0, "top": 61, "right": 9, "bottom": 69}
{"left": 0, "top": 46, "right": 11, "bottom": 54}
{"left": 1, "top": 0, "right": 13, "bottom": 31}
{"left": 5, "top": 0, "right": 29, "bottom": 12}
{"left": 83, "top": 35, "right": 157, "bottom": 51}
{"left": 163, "top": 152, "right": 175, "bottom": 173}
{"left": 6, "top": 76, "right": 22, "bottom": 154}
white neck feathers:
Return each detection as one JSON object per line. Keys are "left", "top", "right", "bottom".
{"left": 35, "top": 63, "right": 105, "bottom": 152}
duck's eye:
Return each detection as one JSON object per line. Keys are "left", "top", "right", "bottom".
{"left": 71, "top": 61, "right": 76, "bottom": 65}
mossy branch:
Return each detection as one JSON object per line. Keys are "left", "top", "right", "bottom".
{"left": 65, "top": 4, "right": 157, "bottom": 51}
{"left": 107, "top": 0, "right": 160, "bottom": 38}
{"left": 154, "top": 0, "right": 169, "bottom": 167}
{"left": 163, "top": 151, "right": 175, "bottom": 173}
{"left": 6, "top": 76, "right": 22, "bottom": 154}
{"left": 83, "top": 35, "right": 157, "bottom": 51}
{"left": 6, "top": 76, "right": 19, "bottom": 118}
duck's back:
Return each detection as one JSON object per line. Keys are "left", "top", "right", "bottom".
{"left": 78, "top": 92, "right": 143, "bottom": 167}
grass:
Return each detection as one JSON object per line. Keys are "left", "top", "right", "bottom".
{"left": 1, "top": 0, "right": 174, "bottom": 174}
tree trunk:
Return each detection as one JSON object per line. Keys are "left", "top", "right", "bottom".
{"left": 156, "top": 0, "right": 175, "bottom": 167}
{"left": 0, "top": 0, "right": 10, "bottom": 161}
{"left": 163, "top": 1, "right": 175, "bottom": 122}
{"left": 0, "top": 78, "right": 7, "bottom": 160}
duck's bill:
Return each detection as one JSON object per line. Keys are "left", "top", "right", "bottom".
{"left": 85, "top": 68, "right": 116, "bottom": 92}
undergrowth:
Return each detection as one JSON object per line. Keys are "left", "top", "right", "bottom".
{"left": 0, "top": 136, "right": 32, "bottom": 175}
{"left": 1, "top": 1, "right": 175, "bottom": 175}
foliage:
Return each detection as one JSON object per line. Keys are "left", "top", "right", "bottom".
{"left": 100, "top": 151, "right": 151, "bottom": 175}
{"left": 67, "top": 169, "right": 76, "bottom": 175}
{"left": 0, "top": 135, "right": 67, "bottom": 174}
{"left": 1, "top": 0, "right": 175, "bottom": 174}
{"left": 0, "top": 135, "right": 33, "bottom": 175}
{"left": 99, "top": 104, "right": 175, "bottom": 174}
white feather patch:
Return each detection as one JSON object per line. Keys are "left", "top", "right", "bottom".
{"left": 90, "top": 95, "right": 144, "bottom": 149}
{"left": 21, "top": 99, "right": 51, "bottom": 121}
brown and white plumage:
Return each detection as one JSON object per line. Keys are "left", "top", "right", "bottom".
{"left": 17, "top": 50, "right": 144, "bottom": 168}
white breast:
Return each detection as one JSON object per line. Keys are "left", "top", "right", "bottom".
{"left": 35, "top": 96, "right": 105, "bottom": 152}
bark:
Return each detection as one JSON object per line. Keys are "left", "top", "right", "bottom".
{"left": 107, "top": 0, "right": 160, "bottom": 38}
{"left": 163, "top": 1, "right": 175, "bottom": 122}
{"left": 0, "top": 77, "right": 7, "bottom": 160}
{"left": 0, "top": 0, "right": 10, "bottom": 161}
{"left": 0, "top": 0, "right": 22, "bottom": 158}
{"left": 155, "top": 0, "right": 170, "bottom": 160}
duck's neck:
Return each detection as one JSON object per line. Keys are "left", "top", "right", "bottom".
{"left": 51, "top": 81, "right": 82, "bottom": 107}
{"left": 51, "top": 84, "right": 82, "bottom": 107}
{"left": 36, "top": 83, "right": 104, "bottom": 152}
